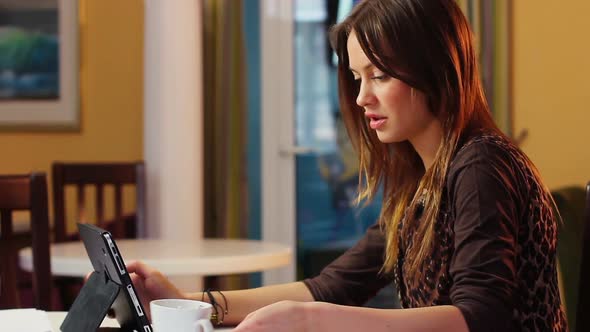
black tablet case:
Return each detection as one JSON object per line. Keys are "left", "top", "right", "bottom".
{"left": 61, "top": 223, "right": 152, "bottom": 332}
{"left": 61, "top": 269, "right": 120, "bottom": 331}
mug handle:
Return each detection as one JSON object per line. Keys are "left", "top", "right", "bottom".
{"left": 194, "top": 318, "right": 214, "bottom": 332}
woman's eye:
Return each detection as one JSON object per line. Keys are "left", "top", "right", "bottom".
{"left": 371, "top": 74, "right": 387, "bottom": 80}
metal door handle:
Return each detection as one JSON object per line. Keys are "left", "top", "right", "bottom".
{"left": 278, "top": 146, "right": 316, "bottom": 157}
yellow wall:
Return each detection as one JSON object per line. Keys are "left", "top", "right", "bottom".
{"left": 0, "top": 0, "right": 143, "bottom": 175}
{"left": 513, "top": 1, "right": 590, "bottom": 189}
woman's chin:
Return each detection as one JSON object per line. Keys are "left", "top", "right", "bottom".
{"left": 376, "top": 132, "right": 403, "bottom": 144}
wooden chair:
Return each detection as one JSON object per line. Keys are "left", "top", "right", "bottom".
{"left": 0, "top": 173, "right": 51, "bottom": 310}
{"left": 51, "top": 162, "right": 146, "bottom": 309}
{"left": 52, "top": 161, "right": 146, "bottom": 241}
{"left": 576, "top": 182, "right": 590, "bottom": 332}
{"left": 553, "top": 183, "right": 590, "bottom": 332}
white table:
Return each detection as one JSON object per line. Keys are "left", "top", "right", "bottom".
{"left": 19, "top": 239, "right": 292, "bottom": 277}
{"left": 46, "top": 311, "right": 234, "bottom": 331}
{"left": 47, "top": 311, "right": 119, "bottom": 330}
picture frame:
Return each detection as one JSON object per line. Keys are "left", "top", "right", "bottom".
{"left": 0, "top": 0, "right": 79, "bottom": 131}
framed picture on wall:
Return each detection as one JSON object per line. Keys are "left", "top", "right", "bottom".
{"left": 0, "top": 0, "right": 79, "bottom": 131}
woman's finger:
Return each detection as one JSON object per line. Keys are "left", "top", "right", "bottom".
{"left": 126, "top": 260, "right": 156, "bottom": 278}
{"left": 130, "top": 273, "right": 152, "bottom": 319}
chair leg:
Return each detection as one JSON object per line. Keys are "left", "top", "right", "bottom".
{"left": 54, "top": 277, "right": 84, "bottom": 310}
{"left": 0, "top": 248, "right": 20, "bottom": 308}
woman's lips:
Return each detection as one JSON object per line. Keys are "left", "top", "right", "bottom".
{"left": 369, "top": 118, "right": 387, "bottom": 130}
{"left": 365, "top": 112, "right": 387, "bottom": 130}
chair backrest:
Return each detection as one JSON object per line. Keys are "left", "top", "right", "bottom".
{"left": 52, "top": 162, "right": 146, "bottom": 242}
{"left": 553, "top": 185, "right": 585, "bottom": 331}
{"left": 0, "top": 173, "right": 51, "bottom": 310}
{"left": 576, "top": 182, "right": 590, "bottom": 332}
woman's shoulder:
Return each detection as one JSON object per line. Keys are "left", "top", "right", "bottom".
{"left": 455, "top": 132, "right": 517, "bottom": 160}
{"left": 448, "top": 131, "right": 531, "bottom": 184}
{"left": 445, "top": 131, "right": 536, "bottom": 209}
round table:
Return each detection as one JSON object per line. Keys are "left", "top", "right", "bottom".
{"left": 47, "top": 311, "right": 119, "bottom": 330}
{"left": 19, "top": 238, "right": 292, "bottom": 277}
{"left": 46, "top": 311, "right": 234, "bottom": 331}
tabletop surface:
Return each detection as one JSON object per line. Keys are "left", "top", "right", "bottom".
{"left": 20, "top": 238, "right": 291, "bottom": 277}
{"left": 46, "top": 311, "right": 234, "bottom": 331}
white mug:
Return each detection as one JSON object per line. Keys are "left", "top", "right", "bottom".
{"left": 150, "top": 299, "right": 214, "bottom": 332}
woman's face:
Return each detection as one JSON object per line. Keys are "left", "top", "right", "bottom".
{"left": 347, "top": 31, "right": 437, "bottom": 144}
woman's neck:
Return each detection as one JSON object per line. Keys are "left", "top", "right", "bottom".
{"left": 410, "top": 119, "right": 444, "bottom": 170}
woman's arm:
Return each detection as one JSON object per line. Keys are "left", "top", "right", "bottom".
{"left": 127, "top": 221, "right": 388, "bottom": 327}
{"left": 303, "top": 222, "right": 390, "bottom": 305}
{"left": 126, "top": 260, "right": 314, "bottom": 325}
{"left": 233, "top": 301, "right": 468, "bottom": 332}
{"left": 310, "top": 303, "right": 468, "bottom": 332}
{"left": 186, "top": 281, "right": 314, "bottom": 325}
{"left": 191, "top": 221, "right": 391, "bottom": 326}
{"left": 446, "top": 141, "right": 521, "bottom": 332}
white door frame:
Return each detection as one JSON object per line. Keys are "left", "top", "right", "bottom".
{"left": 260, "top": 0, "right": 297, "bottom": 285}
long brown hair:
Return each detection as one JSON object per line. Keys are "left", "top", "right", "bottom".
{"left": 330, "top": 0, "right": 504, "bottom": 276}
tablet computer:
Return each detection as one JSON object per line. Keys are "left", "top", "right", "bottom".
{"left": 78, "top": 223, "right": 152, "bottom": 332}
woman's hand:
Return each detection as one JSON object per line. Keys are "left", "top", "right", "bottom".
{"left": 233, "top": 300, "right": 312, "bottom": 332}
{"left": 125, "top": 260, "right": 185, "bottom": 319}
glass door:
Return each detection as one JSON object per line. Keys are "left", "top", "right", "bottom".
{"left": 292, "top": 0, "right": 395, "bottom": 308}
{"left": 260, "top": 0, "right": 396, "bottom": 307}
{"left": 293, "top": 0, "right": 378, "bottom": 275}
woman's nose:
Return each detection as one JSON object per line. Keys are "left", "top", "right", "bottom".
{"left": 356, "top": 81, "right": 373, "bottom": 107}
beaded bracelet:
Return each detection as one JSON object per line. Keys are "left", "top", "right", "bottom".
{"left": 202, "top": 288, "right": 229, "bottom": 325}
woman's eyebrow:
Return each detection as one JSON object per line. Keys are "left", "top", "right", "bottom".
{"left": 349, "top": 63, "right": 376, "bottom": 74}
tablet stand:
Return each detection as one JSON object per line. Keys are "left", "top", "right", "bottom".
{"left": 61, "top": 270, "right": 121, "bottom": 332}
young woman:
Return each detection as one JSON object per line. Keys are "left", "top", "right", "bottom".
{"left": 126, "top": 0, "right": 567, "bottom": 331}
